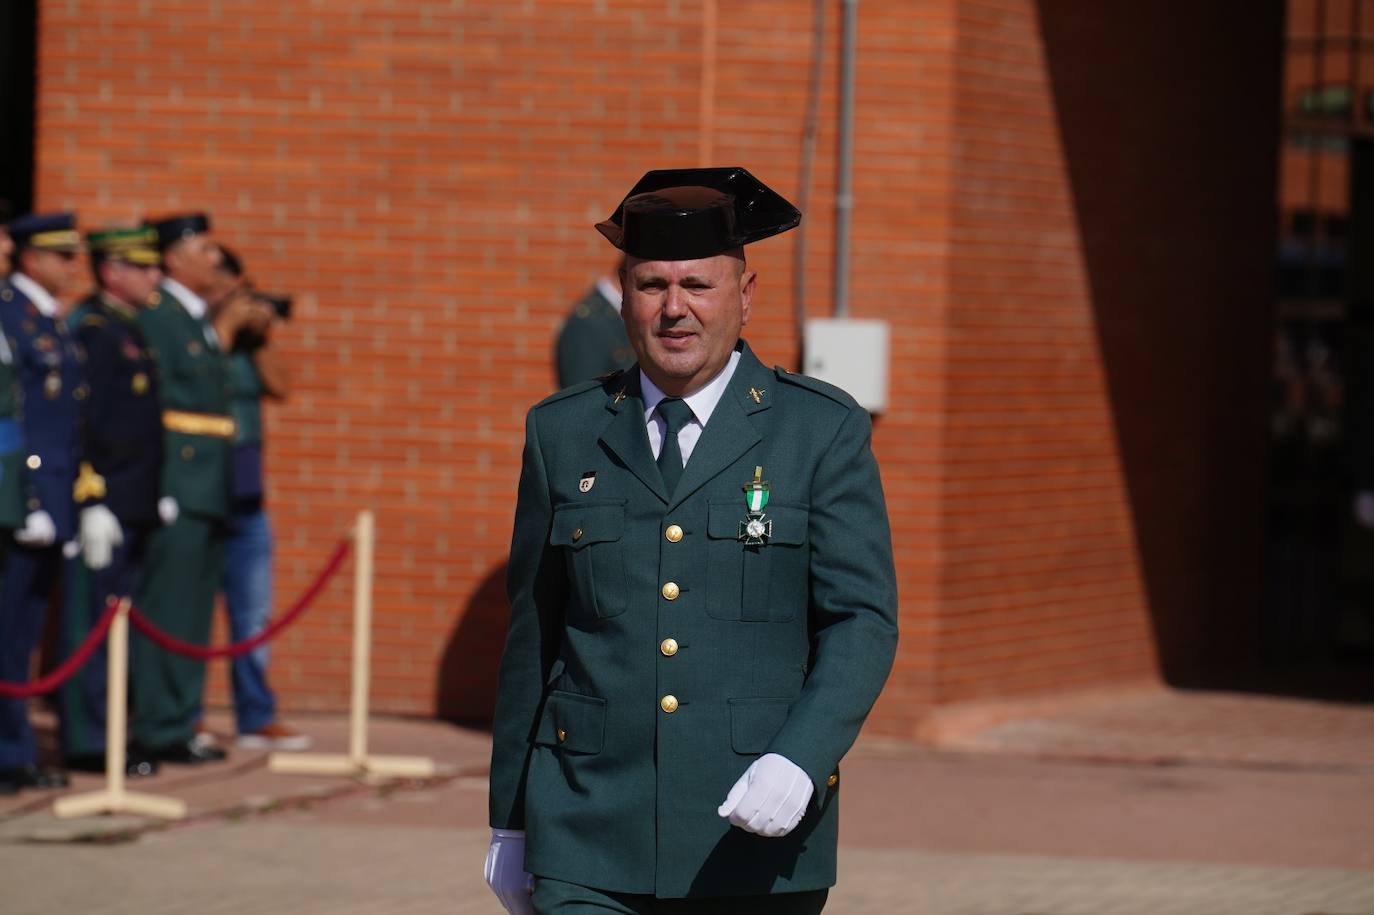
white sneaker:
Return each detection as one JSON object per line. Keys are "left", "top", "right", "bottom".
{"left": 236, "top": 721, "right": 313, "bottom": 751}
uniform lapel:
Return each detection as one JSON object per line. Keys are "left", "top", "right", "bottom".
{"left": 668, "top": 344, "right": 771, "bottom": 512}
{"left": 596, "top": 372, "right": 670, "bottom": 504}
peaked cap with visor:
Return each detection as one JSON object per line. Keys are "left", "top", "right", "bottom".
{"left": 595, "top": 167, "right": 801, "bottom": 261}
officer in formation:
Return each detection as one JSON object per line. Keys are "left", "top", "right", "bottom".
{"left": 486, "top": 168, "right": 899, "bottom": 913}
{"left": 0, "top": 214, "right": 86, "bottom": 794}
{"left": 56, "top": 227, "right": 166, "bottom": 776}
{"left": 554, "top": 257, "right": 635, "bottom": 388}
{"left": 129, "top": 213, "right": 235, "bottom": 765}
{"left": 0, "top": 211, "right": 241, "bottom": 794}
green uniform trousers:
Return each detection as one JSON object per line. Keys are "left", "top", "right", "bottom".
{"left": 532, "top": 879, "right": 827, "bottom": 914}
{"left": 131, "top": 513, "right": 225, "bottom": 749}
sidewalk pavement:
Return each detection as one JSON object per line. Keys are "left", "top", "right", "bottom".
{"left": 2, "top": 686, "right": 1373, "bottom": 914}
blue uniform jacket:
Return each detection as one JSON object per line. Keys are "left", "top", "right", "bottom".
{"left": 69, "top": 294, "right": 164, "bottom": 526}
{"left": 0, "top": 281, "right": 85, "bottom": 540}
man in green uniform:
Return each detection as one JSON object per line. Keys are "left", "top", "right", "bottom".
{"left": 129, "top": 213, "right": 234, "bottom": 764}
{"left": 487, "top": 168, "right": 899, "bottom": 913}
{"left": 554, "top": 261, "right": 635, "bottom": 388}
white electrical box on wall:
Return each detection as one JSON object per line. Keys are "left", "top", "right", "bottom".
{"left": 802, "top": 318, "right": 890, "bottom": 413}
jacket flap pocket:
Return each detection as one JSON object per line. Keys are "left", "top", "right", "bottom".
{"left": 535, "top": 690, "right": 607, "bottom": 754}
{"left": 550, "top": 501, "right": 625, "bottom": 549}
{"left": 707, "top": 500, "right": 741, "bottom": 539}
{"left": 707, "top": 501, "right": 808, "bottom": 545}
{"left": 728, "top": 697, "right": 791, "bottom": 754}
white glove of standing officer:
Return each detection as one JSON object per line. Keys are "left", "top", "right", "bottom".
{"left": 718, "top": 752, "right": 815, "bottom": 838}
{"left": 158, "top": 496, "right": 179, "bottom": 526}
{"left": 484, "top": 828, "right": 535, "bottom": 915}
{"left": 14, "top": 510, "right": 56, "bottom": 547}
{"left": 79, "top": 504, "right": 124, "bottom": 571}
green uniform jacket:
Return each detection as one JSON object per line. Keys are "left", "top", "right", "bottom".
{"left": 554, "top": 285, "right": 635, "bottom": 388}
{"left": 490, "top": 341, "right": 899, "bottom": 899}
{"left": 136, "top": 285, "right": 233, "bottom": 520}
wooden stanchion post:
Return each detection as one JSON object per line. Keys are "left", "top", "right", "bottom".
{"left": 54, "top": 599, "right": 187, "bottom": 820}
{"left": 269, "top": 510, "right": 434, "bottom": 779}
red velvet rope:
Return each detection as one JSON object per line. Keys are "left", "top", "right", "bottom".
{"left": 128, "top": 539, "right": 351, "bottom": 660}
{"left": 0, "top": 538, "right": 351, "bottom": 697}
{"left": 0, "top": 597, "right": 122, "bottom": 699}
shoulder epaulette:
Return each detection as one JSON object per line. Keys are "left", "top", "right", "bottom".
{"left": 773, "top": 365, "right": 857, "bottom": 408}
{"left": 533, "top": 375, "right": 613, "bottom": 409}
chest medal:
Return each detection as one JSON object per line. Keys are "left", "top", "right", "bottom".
{"left": 579, "top": 471, "right": 596, "bottom": 493}
{"left": 739, "top": 466, "right": 772, "bottom": 546}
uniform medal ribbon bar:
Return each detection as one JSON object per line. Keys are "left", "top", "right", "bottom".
{"left": 739, "top": 465, "right": 772, "bottom": 545}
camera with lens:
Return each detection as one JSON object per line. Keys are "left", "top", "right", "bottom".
{"left": 230, "top": 284, "right": 292, "bottom": 351}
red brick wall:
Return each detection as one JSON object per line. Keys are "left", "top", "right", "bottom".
{"left": 31, "top": 1, "right": 1280, "bottom": 737}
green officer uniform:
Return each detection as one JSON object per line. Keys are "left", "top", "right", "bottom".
{"left": 555, "top": 278, "right": 635, "bottom": 389}
{"left": 130, "top": 216, "right": 234, "bottom": 755}
{"left": 490, "top": 168, "right": 899, "bottom": 909}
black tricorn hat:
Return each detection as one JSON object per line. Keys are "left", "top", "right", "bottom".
{"left": 148, "top": 212, "right": 211, "bottom": 251}
{"left": 596, "top": 167, "right": 800, "bottom": 260}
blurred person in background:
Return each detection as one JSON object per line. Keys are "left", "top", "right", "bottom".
{"left": 0, "top": 209, "right": 25, "bottom": 538}
{"left": 55, "top": 226, "right": 166, "bottom": 777}
{"left": 0, "top": 212, "right": 86, "bottom": 794}
{"left": 554, "top": 258, "right": 634, "bottom": 388}
{"left": 129, "top": 213, "right": 233, "bottom": 765}
{"left": 196, "top": 244, "right": 307, "bottom": 750}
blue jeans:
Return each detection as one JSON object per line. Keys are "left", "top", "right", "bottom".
{"left": 223, "top": 507, "right": 277, "bottom": 734}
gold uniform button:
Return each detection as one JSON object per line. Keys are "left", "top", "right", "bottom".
{"left": 665, "top": 524, "right": 683, "bottom": 543}
{"left": 661, "top": 581, "right": 680, "bottom": 601}
{"left": 660, "top": 638, "right": 679, "bottom": 657}
{"left": 25, "top": 454, "right": 41, "bottom": 470}
{"left": 571, "top": 527, "right": 583, "bottom": 542}
{"left": 181, "top": 445, "right": 195, "bottom": 460}
{"left": 827, "top": 774, "right": 839, "bottom": 787}
{"left": 660, "top": 695, "right": 679, "bottom": 714}
{"left": 557, "top": 728, "right": 567, "bottom": 743}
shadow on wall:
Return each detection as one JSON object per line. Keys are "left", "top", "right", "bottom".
{"left": 435, "top": 563, "right": 508, "bottom": 728}
{"left": 1034, "top": 1, "right": 1283, "bottom": 681}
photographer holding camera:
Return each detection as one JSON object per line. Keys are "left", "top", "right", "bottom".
{"left": 201, "top": 244, "right": 309, "bottom": 751}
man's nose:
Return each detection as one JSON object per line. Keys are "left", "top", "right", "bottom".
{"left": 662, "top": 285, "right": 689, "bottom": 318}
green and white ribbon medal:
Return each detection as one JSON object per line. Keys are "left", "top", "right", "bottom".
{"left": 739, "top": 466, "right": 772, "bottom": 545}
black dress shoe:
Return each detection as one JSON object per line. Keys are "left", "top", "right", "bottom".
{"left": 0, "top": 764, "right": 69, "bottom": 792}
{"left": 65, "top": 752, "right": 160, "bottom": 778}
{"left": 142, "top": 734, "right": 227, "bottom": 765}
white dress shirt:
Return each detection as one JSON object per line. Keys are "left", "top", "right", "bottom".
{"left": 640, "top": 348, "right": 742, "bottom": 467}
{"left": 8, "top": 272, "right": 61, "bottom": 318}
{"left": 161, "top": 276, "right": 220, "bottom": 348}
{"left": 161, "top": 276, "right": 208, "bottom": 319}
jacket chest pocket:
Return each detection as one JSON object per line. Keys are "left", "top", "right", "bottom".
{"left": 551, "top": 500, "right": 627, "bottom": 621}
{"left": 704, "top": 500, "right": 809, "bottom": 622}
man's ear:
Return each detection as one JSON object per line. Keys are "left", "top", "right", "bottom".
{"left": 739, "top": 269, "right": 757, "bottom": 327}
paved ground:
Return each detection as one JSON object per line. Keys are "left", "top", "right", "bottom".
{"left": 2, "top": 687, "right": 1372, "bottom": 914}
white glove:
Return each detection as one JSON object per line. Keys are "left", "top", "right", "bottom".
{"left": 158, "top": 496, "right": 179, "bottom": 525}
{"left": 718, "top": 753, "right": 815, "bottom": 838}
{"left": 14, "top": 510, "right": 56, "bottom": 547}
{"left": 1355, "top": 491, "right": 1374, "bottom": 530}
{"left": 79, "top": 504, "right": 124, "bottom": 570}
{"left": 484, "top": 829, "right": 535, "bottom": 915}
